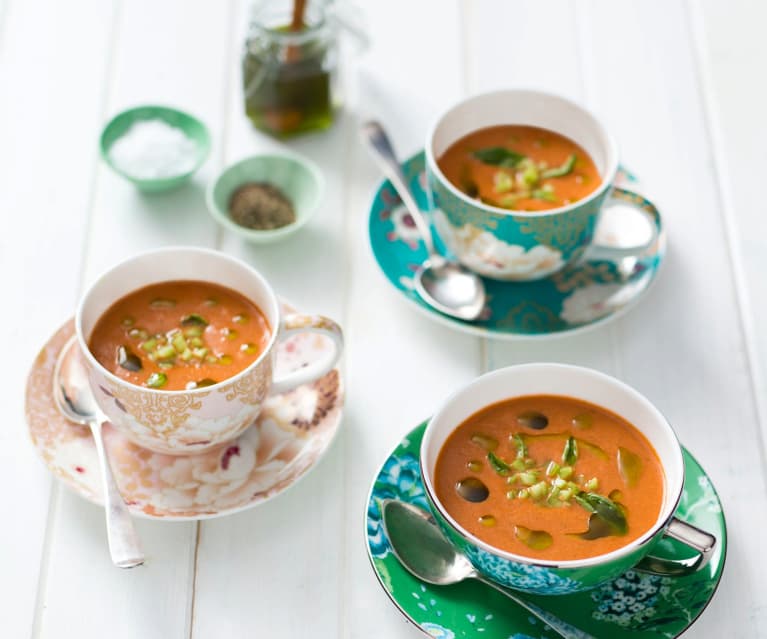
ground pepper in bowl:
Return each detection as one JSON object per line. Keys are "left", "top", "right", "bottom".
{"left": 228, "top": 182, "right": 296, "bottom": 230}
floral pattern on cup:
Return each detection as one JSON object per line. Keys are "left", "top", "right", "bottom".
{"left": 367, "top": 451, "right": 429, "bottom": 558}
{"left": 26, "top": 312, "right": 344, "bottom": 520}
{"left": 432, "top": 210, "right": 564, "bottom": 279}
{"left": 365, "top": 421, "right": 726, "bottom": 639}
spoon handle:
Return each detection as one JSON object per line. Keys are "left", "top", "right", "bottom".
{"left": 360, "top": 120, "right": 436, "bottom": 257}
{"left": 89, "top": 418, "right": 145, "bottom": 568}
{"left": 475, "top": 575, "right": 596, "bottom": 639}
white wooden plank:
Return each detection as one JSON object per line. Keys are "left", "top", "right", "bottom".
{"left": 342, "top": 2, "right": 479, "bottom": 637}
{"left": 469, "top": 1, "right": 765, "bottom": 636}
{"left": 0, "top": 0, "right": 114, "bottom": 636}
{"left": 192, "top": 3, "right": 346, "bottom": 636}
{"left": 692, "top": 0, "right": 767, "bottom": 458}
{"left": 464, "top": 0, "right": 618, "bottom": 373}
{"left": 192, "top": 1, "right": 477, "bottom": 637}
{"left": 34, "top": 2, "right": 232, "bottom": 638}
{"left": 573, "top": 1, "right": 764, "bottom": 635}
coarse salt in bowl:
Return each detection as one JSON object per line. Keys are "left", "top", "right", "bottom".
{"left": 100, "top": 105, "right": 211, "bottom": 192}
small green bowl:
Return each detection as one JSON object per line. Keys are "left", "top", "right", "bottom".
{"left": 206, "top": 153, "right": 324, "bottom": 243}
{"left": 100, "top": 105, "right": 211, "bottom": 192}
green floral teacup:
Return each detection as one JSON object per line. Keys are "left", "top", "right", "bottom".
{"left": 420, "top": 364, "right": 717, "bottom": 595}
{"left": 425, "top": 90, "right": 660, "bottom": 281}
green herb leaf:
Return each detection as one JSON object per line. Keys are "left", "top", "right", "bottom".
{"left": 512, "top": 433, "right": 528, "bottom": 459}
{"left": 181, "top": 313, "right": 209, "bottom": 327}
{"left": 575, "top": 491, "right": 628, "bottom": 536}
{"left": 472, "top": 147, "right": 525, "bottom": 167}
{"left": 487, "top": 451, "right": 512, "bottom": 475}
{"left": 541, "top": 153, "right": 576, "bottom": 178}
{"left": 562, "top": 436, "right": 578, "bottom": 465}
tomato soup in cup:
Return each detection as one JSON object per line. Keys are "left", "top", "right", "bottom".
{"left": 75, "top": 247, "right": 343, "bottom": 455}
{"left": 420, "top": 364, "right": 717, "bottom": 595}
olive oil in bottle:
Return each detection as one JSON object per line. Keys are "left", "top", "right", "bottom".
{"left": 243, "top": 0, "right": 338, "bottom": 137}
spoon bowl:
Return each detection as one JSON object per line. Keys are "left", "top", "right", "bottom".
{"left": 361, "top": 120, "right": 486, "bottom": 321}
{"left": 382, "top": 500, "right": 595, "bottom": 639}
{"left": 53, "top": 337, "right": 144, "bottom": 569}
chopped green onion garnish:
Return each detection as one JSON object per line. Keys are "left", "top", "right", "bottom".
{"left": 233, "top": 313, "right": 249, "bottom": 324}
{"left": 156, "top": 344, "right": 176, "bottom": 360}
{"left": 545, "top": 461, "right": 560, "bottom": 477}
{"left": 541, "top": 153, "right": 576, "bottom": 178}
{"left": 558, "top": 466, "right": 573, "bottom": 480}
{"left": 493, "top": 171, "right": 513, "bottom": 194}
{"left": 585, "top": 477, "right": 599, "bottom": 491}
{"left": 146, "top": 372, "right": 167, "bottom": 388}
{"left": 562, "top": 436, "right": 578, "bottom": 465}
{"left": 532, "top": 188, "right": 557, "bottom": 202}
{"left": 512, "top": 433, "right": 528, "bottom": 459}
{"left": 522, "top": 164, "right": 539, "bottom": 186}
{"left": 529, "top": 481, "right": 548, "bottom": 500}
{"left": 172, "top": 333, "right": 188, "bottom": 353}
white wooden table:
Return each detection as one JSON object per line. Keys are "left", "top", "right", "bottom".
{"left": 4, "top": 1, "right": 766, "bottom": 637}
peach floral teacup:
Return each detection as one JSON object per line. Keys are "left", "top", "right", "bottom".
{"left": 75, "top": 247, "right": 343, "bottom": 455}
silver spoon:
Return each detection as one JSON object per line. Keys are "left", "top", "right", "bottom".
{"left": 382, "top": 500, "right": 595, "bottom": 639}
{"left": 360, "top": 121, "right": 486, "bottom": 321}
{"left": 53, "top": 337, "right": 144, "bottom": 568}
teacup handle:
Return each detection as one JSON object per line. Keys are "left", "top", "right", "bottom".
{"left": 635, "top": 517, "right": 717, "bottom": 576}
{"left": 583, "top": 186, "right": 663, "bottom": 262}
{"left": 270, "top": 313, "right": 344, "bottom": 395}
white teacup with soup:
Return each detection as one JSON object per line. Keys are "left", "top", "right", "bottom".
{"left": 76, "top": 247, "right": 343, "bottom": 455}
{"left": 425, "top": 90, "right": 661, "bottom": 281}
{"left": 420, "top": 364, "right": 717, "bottom": 594}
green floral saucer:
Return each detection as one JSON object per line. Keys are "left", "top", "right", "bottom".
{"left": 366, "top": 422, "right": 726, "bottom": 639}
{"left": 368, "top": 154, "right": 665, "bottom": 339}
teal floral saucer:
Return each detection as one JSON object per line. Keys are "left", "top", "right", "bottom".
{"left": 366, "top": 422, "right": 726, "bottom": 639}
{"left": 368, "top": 154, "right": 665, "bottom": 339}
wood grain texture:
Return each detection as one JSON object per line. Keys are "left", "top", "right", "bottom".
{"left": 30, "top": 2, "right": 231, "bottom": 638}
{"left": 0, "top": 0, "right": 115, "bottom": 636}
{"left": 693, "top": 0, "right": 767, "bottom": 457}
{"left": 192, "top": 2, "right": 347, "bottom": 636}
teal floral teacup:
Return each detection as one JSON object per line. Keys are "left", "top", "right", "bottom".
{"left": 425, "top": 89, "right": 660, "bottom": 281}
{"left": 420, "top": 364, "right": 717, "bottom": 595}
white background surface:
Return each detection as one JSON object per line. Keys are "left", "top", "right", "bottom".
{"left": 3, "top": 0, "right": 766, "bottom": 637}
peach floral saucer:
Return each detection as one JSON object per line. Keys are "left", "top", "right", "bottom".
{"left": 26, "top": 304, "right": 344, "bottom": 520}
